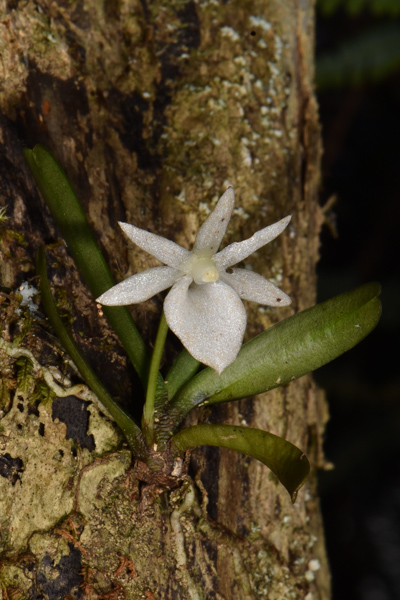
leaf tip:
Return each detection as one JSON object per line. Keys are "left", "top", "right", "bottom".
{"left": 287, "top": 452, "right": 310, "bottom": 504}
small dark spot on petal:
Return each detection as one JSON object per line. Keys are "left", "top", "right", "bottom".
{"left": 227, "top": 267, "right": 234, "bottom": 274}
{"left": 221, "top": 218, "right": 226, "bottom": 222}
{"left": 277, "top": 298, "right": 282, "bottom": 302}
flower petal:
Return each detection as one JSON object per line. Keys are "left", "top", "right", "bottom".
{"left": 220, "top": 268, "right": 291, "bottom": 306}
{"left": 214, "top": 215, "right": 291, "bottom": 269}
{"left": 164, "top": 276, "right": 246, "bottom": 374}
{"left": 192, "top": 187, "right": 235, "bottom": 256}
{"left": 119, "top": 222, "right": 190, "bottom": 269}
{"left": 96, "top": 266, "right": 181, "bottom": 305}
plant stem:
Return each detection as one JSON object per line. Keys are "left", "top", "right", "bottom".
{"left": 142, "top": 311, "right": 169, "bottom": 446}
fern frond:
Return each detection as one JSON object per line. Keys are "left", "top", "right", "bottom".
{"left": 317, "top": 0, "right": 400, "bottom": 17}
{"left": 16, "top": 357, "right": 34, "bottom": 392}
{"left": 316, "top": 23, "right": 400, "bottom": 89}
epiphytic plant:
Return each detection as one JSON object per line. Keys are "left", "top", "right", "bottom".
{"left": 24, "top": 145, "right": 381, "bottom": 502}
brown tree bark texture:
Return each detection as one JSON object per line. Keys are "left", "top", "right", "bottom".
{"left": 0, "top": 1, "right": 329, "bottom": 598}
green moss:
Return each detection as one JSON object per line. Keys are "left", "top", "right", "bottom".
{"left": 3, "top": 229, "right": 27, "bottom": 246}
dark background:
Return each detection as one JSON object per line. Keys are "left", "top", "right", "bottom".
{"left": 315, "top": 2, "right": 400, "bottom": 599}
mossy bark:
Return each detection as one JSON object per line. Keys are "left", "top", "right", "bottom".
{"left": 0, "top": 0, "right": 330, "bottom": 598}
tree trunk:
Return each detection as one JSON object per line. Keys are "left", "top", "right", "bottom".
{"left": 0, "top": 1, "right": 329, "bottom": 598}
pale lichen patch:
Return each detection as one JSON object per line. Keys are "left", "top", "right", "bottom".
{"left": 77, "top": 452, "right": 131, "bottom": 517}
{"left": 0, "top": 400, "right": 76, "bottom": 552}
{"left": 86, "top": 403, "right": 122, "bottom": 455}
{"left": 220, "top": 26, "right": 240, "bottom": 42}
{"left": 0, "top": 563, "right": 32, "bottom": 597}
{"left": 249, "top": 16, "right": 272, "bottom": 33}
{"left": 29, "top": 531, "right": 71, "bottom": 567}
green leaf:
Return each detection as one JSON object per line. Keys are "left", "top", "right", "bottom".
{"left": 170, "top": 424, "right": 310, "bottom": 502}
{"left": 24, "top": 145, "right": 149, "bottom": 385}
{"left": 36, "top": 246, "right": 149, "bottom": 460}
{"left": 317, "top": 0, "right": 400, "bottom": 17}
{"left": 160, "top": 283, "right": 381, "bottom": 435}
{"left": 316, "top": 24, "right": 400, "bottom": 90}
{"left": 166, "top": 349, "right": 200, "bottom": 400}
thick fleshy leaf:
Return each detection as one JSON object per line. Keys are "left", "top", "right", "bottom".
{"left": 119, "top": 222, "right": 190, "bottom": 268}
{"left": 192, "top": 187, "right": 235, "bottom": 255}
{"left": 164, "top": 276, "right": 247, "bottom": 374}
{"left": 24, "top": 145, "right": 150, "bottom": 385}
{"left": 214, "top": 215, "right": 291, "bottom": 269}
{"left": 220, "top": 268, "right": 291, "bottom": 306}
{"left": 97, "top": 266, "right": 180, "bottom": 305}
{"left": 166, "top": 349, "right": 200, "bottom": 400}
{"left": 170, "top": 424, "right": 310, "bottom": 502}
{"left": 159, "top": 283, "right": 381, "bottom": 435}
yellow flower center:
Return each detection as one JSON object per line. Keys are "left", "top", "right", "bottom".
{"left": 191, "top": 257, "right": 219, "bottom": 284}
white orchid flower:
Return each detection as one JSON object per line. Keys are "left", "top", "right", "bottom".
{"left": 97, "top": 187, "right": 291, "bottom": 374}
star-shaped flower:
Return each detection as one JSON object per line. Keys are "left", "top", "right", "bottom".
{"left": 97, "top": 187, "right": 291, "bottom": 374}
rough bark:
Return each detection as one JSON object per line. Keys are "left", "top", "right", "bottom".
{"left": 0, "top": 0, "right": 329, "bottom": 598}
